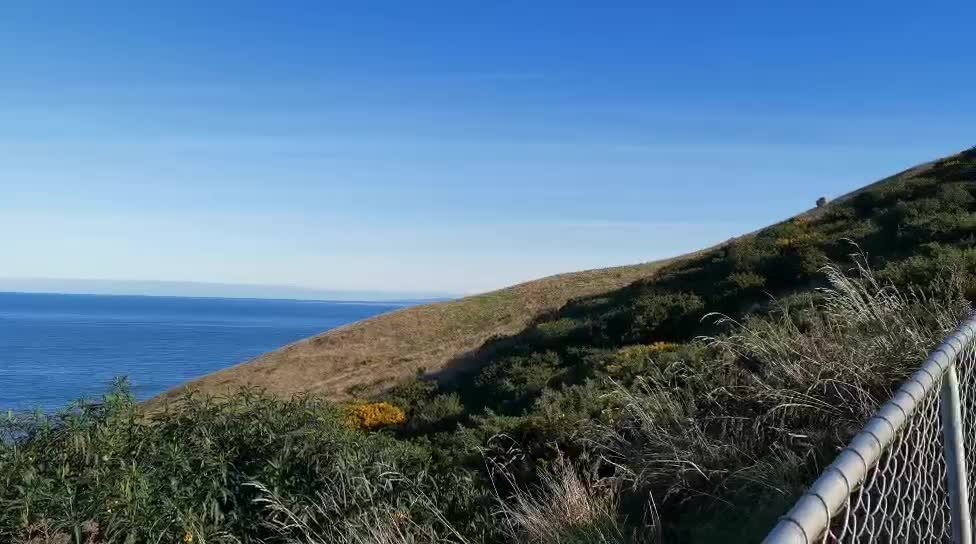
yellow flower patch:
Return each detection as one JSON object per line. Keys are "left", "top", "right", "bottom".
{"left": 774, "top": 232, "right": 821, "bottom": 249}
{"left": 345, "top": 402, "right": 406, "bottom": 430}
{"left": 644, "top": 341, "right": 678, "bottom": 353}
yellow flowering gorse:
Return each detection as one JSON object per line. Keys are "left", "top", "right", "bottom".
{"left": 345, "top": 402, "right": 406, "bottom": 430}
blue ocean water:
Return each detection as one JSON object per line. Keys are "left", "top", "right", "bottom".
{"left": 0, "top": 292, "right": 405, "bottom": 411}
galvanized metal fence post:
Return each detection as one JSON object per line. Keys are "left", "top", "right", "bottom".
{"left": 941, "top": 362, "right": 972, "bottom": 544}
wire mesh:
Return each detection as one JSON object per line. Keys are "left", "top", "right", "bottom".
{"left": 957, "top": 338, "right": 976, "bottom": 524}
{"left": 824, "top": 370, "right": 950, "bottom": 542}
{"left": 764, "top": 324, "right": 976, "bottom": 544}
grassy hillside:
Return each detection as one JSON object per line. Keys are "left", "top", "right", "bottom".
{"left": 150, "top": 259, "right": 698, "bottom": 406}
{"left": 3, "top": 147, "right": 976, "bottom": 543}
{"left": 152, "top": 149, "right": 941, "bottom": 408}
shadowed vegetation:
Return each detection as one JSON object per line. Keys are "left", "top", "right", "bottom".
{"left": 149, "top": 259, "right": 686, "bottom": 406}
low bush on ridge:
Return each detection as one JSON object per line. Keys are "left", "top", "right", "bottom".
{"left": 0, "top": 389, "right": 458, "bottom": 543}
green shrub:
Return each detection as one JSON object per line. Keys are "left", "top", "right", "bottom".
{"left": 625, "top": 291, "right": 704, "bottom": 343}
{"left": 409, "top": 393, "right": 466, "bottom": 432}
{"left": 473, "top": 352, "right": 565, "bottom": 413}
{"left": 721, "top": 271, "right": 767, "bottom": 298}
{"left": 0, "top": 386, "right": 436, "bottom": 543}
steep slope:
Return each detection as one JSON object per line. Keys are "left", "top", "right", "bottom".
{"left": 153, "top": 149, "right": 968, "bottom": 408}
{"left": 150, "top": 258, "right": 699, "bottom": 405}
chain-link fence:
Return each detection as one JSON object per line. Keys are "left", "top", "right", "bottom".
{"left": 764, "top": 317, "right": 976, "bottom": 544}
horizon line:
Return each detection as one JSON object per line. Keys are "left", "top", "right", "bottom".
{"left": 0, "top": 276, "right": 457, "bottom": 302}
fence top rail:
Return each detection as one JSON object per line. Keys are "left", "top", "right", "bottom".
{"left": 763, "top": 314, "right": 976, "bottom": 544}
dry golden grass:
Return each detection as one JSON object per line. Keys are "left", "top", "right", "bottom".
{"left": 148, "top": 258, "right": 702, "bottom": 407}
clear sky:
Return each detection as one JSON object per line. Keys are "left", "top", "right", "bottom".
{"left": 2, "top": 2, "right": 974, "bottom": 296}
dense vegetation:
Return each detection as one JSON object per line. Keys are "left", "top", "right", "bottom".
{"left": 2, "top": 148, "right": 975, "bottom": 543}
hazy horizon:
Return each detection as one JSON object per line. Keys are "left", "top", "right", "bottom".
{"left": 0, "top": 276, "right": 453, "bottom": 302}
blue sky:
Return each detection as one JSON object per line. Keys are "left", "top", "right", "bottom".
{"left": 2, "top": 2, "right": 974, "bottom": 296}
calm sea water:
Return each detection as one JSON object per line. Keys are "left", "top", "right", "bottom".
{"left": 0, "top": 292, "right": 405, "bottom": 411}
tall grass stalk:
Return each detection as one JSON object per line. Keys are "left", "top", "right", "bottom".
{"left": 491, "top": 454, "right": 637, "bottom": 544}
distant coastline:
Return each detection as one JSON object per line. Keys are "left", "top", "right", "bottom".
{"left": 0, "top": 290, "right": 450, "bottom": 307}
{"left": 0, "top": 277, "right": 455, "bottom": 303}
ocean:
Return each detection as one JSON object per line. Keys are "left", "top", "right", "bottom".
{"left": 0, "top": 292, "right": 405, "bottom": 411}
